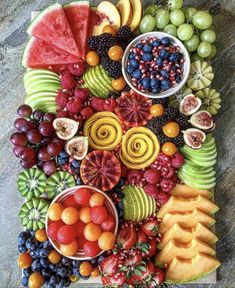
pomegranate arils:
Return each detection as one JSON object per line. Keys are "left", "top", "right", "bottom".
{"left": 127, "top": 170, "right": 142, "bottom": 185}
{"left": 104, "top": 98, "right": 117, "bottom": 112}
{"left": 60, "top": 70, "right": 77, "bottom": 89}
{"left": 75, "top": 88, "right": 89, "bottom": 103}
{"left": 144, "top": 184, "right": 159, "bottom": 198}
{"left": 172, "top": 152, "right": 185, "bottom": 168}
{"left": 66, "top": 98, "right": 82, "bottom": 113}
{"left": 68, "top": 62, "right": 86, "bottom": 77}
{"left": 91, "top": 97, "right": 105, "bottom": 112}
{"left": 144, "top": 169, "right": 161, "bottom": 184}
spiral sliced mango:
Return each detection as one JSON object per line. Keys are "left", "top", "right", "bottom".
{"left": 120, "top": 127, "right": 160, "bottom": 169}
{"left": 83, "top": 112, "right": 122, "bottom": 151}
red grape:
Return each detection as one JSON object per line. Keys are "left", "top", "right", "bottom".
{"left": 13, "top": 146, "right": 25, "bottom": 158}
{"left": 17, "top": 105, "right": 32, "bottom": 118}
{"left": 10, "top": 132, "right": 28, "bottom": 147}
{"left": 37, "top": 147, "right": 51, "bottom": 162}
{"left": 14, "top": 118, "right": 28, "bottom": 131}
{"left": 57, "top": 225, "right": 76, "bottom": 244}
{"left": 33, "top": 110, "right": 44, "bottom": 121}
{"left": 47, "top": 142, "right": 63, "bottom": 157}
{"left": 20, "top": 147, "right": 37, "bottom": 162}
{"left": 21, "top": 121, "right": 36, "bottom": 133}
{"left": 20, "top": 159, "right": 37, "bottom": 169}
{"left": 101, "top": 215, "right": 116, "bottom": 232}
{"left": 43, "top": 160, "right": 57, "bottom": 175}
{"left": 38, "top": 122, "right": 55, "bottom": 137}
{"left": 27, "top": 129, "right": 42, "bottom": 144}
{"left": 43, "top": 113, "right": 56, "bottom": 122}
{"left": 52, "top": 137, "right": 65, "bottom": 148}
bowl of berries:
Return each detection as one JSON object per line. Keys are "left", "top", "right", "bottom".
{"left": 122, "top": 32, "right": 190, "bottom": 99}
{"left": 46, "top": 185, "right": 119, "bottom": 260}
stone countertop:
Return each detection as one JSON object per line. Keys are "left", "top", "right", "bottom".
{"left": 0, "top": 0, "right": 234, "bottom": 287}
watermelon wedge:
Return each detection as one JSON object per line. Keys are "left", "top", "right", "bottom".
{"left": 22, "top": 37, "right": 80, "bottom": 69}
{"left": 64, "top": 1, "right": 90, "bottom": 61}
{"left": 27, "top": 3, "right": 80, "bottom": 58}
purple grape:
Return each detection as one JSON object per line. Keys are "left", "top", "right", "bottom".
{"left": 38, "top": 147, "right": 51, "bottom": 162}
{"left": 40, "top": 137, "right": 52, "bottom": 147}
{"left": 38, "top": 122, "right": 55, "bottom": 137}
{"left": 20, "top": 147, "right": 37, "bottom": 162}
{"left": 13, "top": 146, "right": 25, "bottom": 158}
{"left": 47, "top": 143, "right": 63, "bottom": 157}
{"left": 17, "top": 105, "right": 33, "bottom": 118}
{"left": 14, "top": 118, "right": 28, "bottom": 131}
{"left": 21, "top": 121, "right": 36, "bottom": 133}
{"left": 33, "top": 110, "right": 44, "bottom": 121}
{"left": 27, "top": 129, "right": 42, "bottom": 144}
{"left": 10, "top": 132, "right": 28, "bottom": 147}
{"left": 20, "top": 159, "right": 36, "bottom": 169}
{"left": 43, "top": 160, "right": 57, "bottom": 175}
{"left": 43, "top": 113, "right": 56, "bottom": 122}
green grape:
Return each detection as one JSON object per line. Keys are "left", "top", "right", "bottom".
{"left": 140, "top": 15, "right": 156, "bottom": 33}
{"left": 143, "top": 4, "right": 159, "bottom": 16}
{"left": 164, "top": 24, "right": 177, "bottom": 37}
{"left": 208, "top": 44, "right": 217, "bottom": 58}
{"left": 177, "top": 24, "right": 194, "bottom": 41}
{"left": 167, "top": 0, "right": 183, "bottom": 10}
{"left": 191, "top": 53, "right": 204, "bottom": 62}
{"left": 184, "top": 34, "right": 200, "bottom": 52}
{"left": 185, "top": 7, "right": 197, "bottom": 22}
{"left": 155, "top": 9, "right": 170, "bottom": 29}
{"left": 197, "top": 41, "right": 212, "bottom": 58}
{"left": 200, "top": 29, "right": 216, "bottom": 43}
{"left": 192, "top": 11, "right": 213, "bottom": 30}
{"left": 170, "top": 9, "right": 185, "bottom": 27}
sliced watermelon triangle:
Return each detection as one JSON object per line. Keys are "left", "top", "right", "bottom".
{"left": 27, "top": 3, "right": 80, "bottom": 59}
{"left": 63, "top": 1, "right": 90, "bottom": 61}
{"left": 22, "top": 37, "right": 80, "bottom": 68}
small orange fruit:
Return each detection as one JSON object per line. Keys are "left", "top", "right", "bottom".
{"left": 60, "top": 239, "right": 78, "bottom": 256}
{"left": 18, "top": 252, "right": 33, "bottom": 268}
{"left": 78, "top": 207, "right": 91, "bottom": 224}
{"left": 91, "top": 267, "right": 101, "bottom": 277}
{"left": 102, "top": 25, "right": 116, "bottom": 36}
{"left": 98, "top": 231, "right": 115, "bottom": 250}
{"left": 86, "top": 51, "right": 100, "bottom": 66}
{"left": 69, "top": 275, "right": 79, "bottom": 282}
{"left": 112, "top": 76, "right": 126, "bottom": 91}
{"left": 84, "top": 223, "right": 102, "bottom": 241}
{"left": 162, "top": 142, "right": 177, "bottom": 156}
{"left": 89, "top": 192, "right": 105, "bottom": 207}
{"left": 150, "top": 104, "right": 164, "bottom": 117}
{"left": 35, "top": 229, "right": 48, "bottom": 242}
{"left": 61, "top": 207, "right": 79, "bottom": 225}
{"left": 108, "top": 45, "right": 124, "bottom": 61}
{"left": 79, "top": 261, "right": 93, "bottom": 277}
{"left": 28, "top": 272, "right": 44, "bottom": 288}
{"left": 48, "top": 249, "right": 61, "bottom": 264}
{"left": 162, "top": 122, "right": 180, "bottom": 138}
{"left": 48, "top": 203, "right": 64, "bottom": 221}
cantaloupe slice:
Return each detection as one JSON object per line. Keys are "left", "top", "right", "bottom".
{"left": 159, "top": 209, "right": 215, "bottom": 234}
{"left": 155, "top": 238, "right": 215, "bottom": 267}
{"left": 165, "top": 253, "right": 220, "bottom": 283}
{"left": 157, "top": 195, "right": 219, "bottom": 218}
{"left": 158, "top": 223, "right": 218, "bottom": 249}
{"left": 171, "top": 184, "right": 212, "bottom": 199}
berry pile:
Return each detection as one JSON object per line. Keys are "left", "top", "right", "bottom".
{"left": 126, "top": 36, "right": 184, "bottom": 93}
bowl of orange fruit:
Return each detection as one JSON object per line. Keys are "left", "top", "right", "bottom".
{"left": 45, "top": 185, "right": 119, "bottom": 260}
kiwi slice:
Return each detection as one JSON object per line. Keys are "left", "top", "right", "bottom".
{"left": 46, "top": 171, "right": 75, "bottom": 199}
{"left": 18, "top": 198, "right": 49, "bottom": 230}
{"left": 17, "top": 168, "right": 47, "bottom": 200}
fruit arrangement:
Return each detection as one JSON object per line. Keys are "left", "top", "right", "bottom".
{"left": 11, "top": 0, "right": 222, "bottom": 287}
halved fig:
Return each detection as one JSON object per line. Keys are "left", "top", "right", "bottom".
{"left": 189, "top": 110, "right": 214, "bottom": 130}
{"left": 53, "top": 118, "right": 79, "bottom": 140}
{"left": 183, "top": 128, "right": 206, "bottom": 149}
{"left": 179, "top": 94, "right": 202, "bottom": 116}
{"left": 80, "top": 150, "right": 121, "bottom": 191}
{"left": 65, "top": 136, "right": 88, "bottom": 160}
{"left": 115, "top": 90, "right": 152, "bottom": 127}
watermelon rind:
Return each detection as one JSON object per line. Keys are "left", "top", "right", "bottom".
{"left": 22, "top": 37, "right": 34, "bottom": 68}
{"left": 63, "top": 1, "right": 90, "bottom": 8}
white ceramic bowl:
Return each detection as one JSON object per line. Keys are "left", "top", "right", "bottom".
{"left": 122, "top": 31, "right": 190, "bottom": 99}
{"left": 45, "top": 185, "right": 119, "bottom": 260}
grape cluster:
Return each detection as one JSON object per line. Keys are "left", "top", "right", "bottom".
{"left": 11, "top": 105, "right": 64, "bottom": 175}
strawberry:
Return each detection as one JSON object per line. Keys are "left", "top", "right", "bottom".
{"left": 127, "top": 275, "right": 142, "bottom": 285}
{"left": 66, "top": 98, "right": 82, "bottom": 113}
{"left": 141, "top": 261, "right": 155, "bottom": 279}
{"left": 137, "top": 229, "right": 148, "bottom": 243}
{"left": 124, "top": 255, "right": 142, "bottom": 267}
{"left": 74, "top": 88, "right": 89, "bottom": 103}
{"left": 60, "top": 70, "right": 77, "bottom": 89}
{"left": 100, "top": 254, "right": 120, "bottom": 276}
{"left": 101, "top": 276, "right": 111, "bottom": 285}
{"left": 80, "top": 107, "right": 94, "bottom": 119}
{"left": 147, "top": 239, "right": 157, "bottom": 258}
{"left": 104, "top": 98, "right": 116, "bottom": 112}
{"left": 109, "top": 275, "right": 126, "bottom": 286}
{"left": 141, "top": 220, "right": 159, "bottom": 237}
{"left": 116, "top": 224, "right": 137, "bottom": 249}
{"left": 91, "top": 96, "right": 105, "bottom": 112}
{"left": 152, "top": 267, "right": 165, "bottom": 285}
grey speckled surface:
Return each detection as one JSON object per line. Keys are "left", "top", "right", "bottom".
{"left": 0, "top": 0, "right": 235, "bottom": 287}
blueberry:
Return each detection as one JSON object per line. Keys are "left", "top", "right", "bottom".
{"left": 59, "top": 151, "right": 69, "bottom": 158}
{"left": 72, "top": 260, "right": 81, "bottom": 268}
{"left": 98, "top": 254, "right": 107, "bottom": 265}
{"left": 72, "top": 267, "right": 80, "bottom": 276}
{"left": 43, "top": 240, "right": 51, "bottom": 248}
{"left": 152, "top": 40, "right": 161, "bottom": 47}
{"left": 76, "top": 177, "right": 83, "bottom": 185}
{"left": 22, "top": 276, "right": 28, "bottom": 287}
{"left": 28, "top": 229, "right": 35, "bottom": 237}
{"left": 175, "top": 75, "right": 182, "bottom": 83}
{"left": 64, "top": 277, "right": 72, "bottom": 287}
{"left": 23, "top": 268, "right": 32, "bottom": 278}
{"left": 156, "top": 57, "right": 163, "bottom": 66}
{"left": 72, "top": 168, "right": 80, "bottom": 174}
{"left": 159, "top": 49, "right": 170, "bottom": 59}
{"left": 152, "top": 87, "right": 161, "bottom": 94}
{"left": 127, "top": 65, "right": 135, "bottom": 75}
{"left": 117, "top": 177, "right": 125, "bottom": 188}
{"left": 46, "top": 283, "right": 55, "bottom": 288}
{"left": 31, "top": 259, "right": 42, "bottom": 272}
{"left": 161, "top": 79, "right": 171, "bottom": 90}
{"left": 169, "top": 53, "right": 178, "bottom": 62}
{"left": 81, "top": 275, "right": 90, "bottom": 280}
{"left": 66, "top": 266, "right": 72, "bottom": 277}
{"left": 39, "top": 247, "right": 50, "bottom": 258}
{"left": 130, "top": 59, "right": 139, "bottom": 68}
{"left": 143, "top": 44, "right": 152, "bottom": 53}
{"left": 18, "top": 244, "right": 27, "bottom": 253}
{"left": 90, "top": 257, "right": 98, "bottom": 266}
{"left": 150, "top": 78, "right": 160, "bottom": 89}
{"left": 61, "top": 257, "right": 72, "bottom": 267}
{"left": 26, "top": 237, "right": 39, "bottom": 251}
{"left": 71, "top": 160, "right": 80, "bottom": 168}
{"left": 57, "top": 267, "right": 67, "bottom": 278}
{"left": 49, "top": 275, "right": 58, "bottom": 286}
{"left": 161, "top": 37, "right": 170, "bottom": 46}
{"left": 136, "top": 43, "right": 143, "bottom": 49}
{"left": 117, "top": 191, "right": 125, "bottom": 199}
{"left": 141, "top": 77, "right": 151, "bottom": 89}
{"left": 57, "top": 279, "right": 66, "bottom": 288}
{"left": 160, "top": 70, "right": 169, "bottom": 78}
{"left": 18, "top": 231, "right": 30, "bottom": 245}
{"left": 40, "top": 257, "right": 49, "bottom": 268}
{"left": 132, "top": 69, "right": 142, "bottom": 79}
{"left": 57, "top": 157, "right": 68, "bottom": 165}
{"left": 119, "top": 209, "right": 124, "bottom": 218}
{"left": 42, "top": 268, "right": 52, "bottom": 279}
{"left": 142, "top": 53, "right": 153, "bottom": 61}
{"left": 49, "top": 263, "right": 57, "bottom": 272}
{"left": 116, "top": 201, "right": 124, "bottom": 211}
{"left": 128, "top": 53, "right": 135, "bottom": 59}
{"left": 30, "top": 249, "right": 39, "bottom": 259}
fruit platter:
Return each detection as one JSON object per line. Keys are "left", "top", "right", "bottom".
{"left": 11, "top": 0, "right": 222, "bottom": 287}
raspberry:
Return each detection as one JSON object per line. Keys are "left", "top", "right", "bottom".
{"left": 104, "top": 98, "right": 117, "bottom": 112}
{"left": 75, "top": 88, "right": 89, "bottom": 103}
{"left": 56, "top": 111, "right": 69, "bottom": 118}
{"left": 144, "top": 169, "right": 161, "bottom": 184}
{"left": 60, "top": 70, "right": 77, "bottom": 89}
{"left": 144, "top": 184, "right": 159, "bottom": 198}
{"left": 91, "top": 97, "right": 105, "bottom": 112}
{"left": 156, "top": 191, "right": 170, "bottom": 205}
{"left": 160, "top": 178, "right": 176, "bottom": 193}
{"left": 66, "top": 99, "right": 82, "bottom": 114}
{"left": 160, "top": 166, "right": 175, "bottom": 179}
{"left": 68, "top": 62, "right": 86, "bottom": 77}
{"left": 127, "top": 170, "right": 142, "bottom": 185}
{"left": 80, "top": 107, "right": 94, "bottom": 119}
{"left": 172, "top": 152, "right": 185, "bottom": 168}
{"left": 56, "top": 91, "right": 70, "bottom": 108}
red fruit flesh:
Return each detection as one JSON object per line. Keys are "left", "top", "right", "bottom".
{"left": 109, "top": 275, "right": 126, "bottom": 286}
{"left": 83, "top": 240, "right": 101, "bottom": 257}
{"left": 100, "top": 254, "right": 120, "bottom": 276}
{"left": 74, "top": 188, "right": 91, "bottom": 206}
{"left": 147, "top": 239, "right": 157, "bottom": 257}
{"left": 144, "top": 169, "right": 161, "bottom": 184}
{"left": 63, "top": 195, "right": 78, "bottom": 208}
{"left": 90, "top": 206, "right": 108, "bottom": 224}
{"left": 101, "top": 215, "right": 116, "bottom": 232}
{"left": 141, "top": 220, "right": 159, "bottom": 237}
{"left": 73, "top": 220, "right": 86, "bottom": 238}
{"left": 47, "top": 221, "right": 64, "bottom": 240}
{"left": 57, "top": 225, "right": 76, "bottom": 244}
{"left": 124, "top": 255, "right": 142, "bottom": 266}
{"left": 137, "top": 229, "right": 148, "bottom": 243}
{"left": 153, "top": 268, "right": 165, "bottom": 285}
{"left": 116, "top": 224, "right": 137, "bottom": 249}
{"left": 144, "top": 184, "right": 159, "bottom": 198}
{"left": 76, "top": 235, "right": 87, "bottom": 249}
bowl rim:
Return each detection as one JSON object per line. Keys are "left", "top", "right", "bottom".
{"left": 122, "top": 31, "right": 191, "bottom": 99}
{"left": 45, "top": 185, "right": 119, "bottom": 260}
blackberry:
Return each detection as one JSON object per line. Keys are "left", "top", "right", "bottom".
{"left": 97, "top": 46, "right": 109, "bottom": 57}
{"left": 152, "top": 98, "right": 169, "bottom": 108}
{"left": 158, "top": 132, "right": 170, "bottom": 144}
{"left": 105, "top": 60, "right": 122, "bottom": 79}
{"left": 175, "top": 113, "right": 191, "bottom": 130}
{"left": 116, "top": 25, "right": 134, "bottom": 42}
{"left": 164, "top": 106, "right": 179, "bottom": 120}
{"left": 172, "top": 132, "right": 185, "bottom": 147}
{"left": 99, "top": 33, "right": 117, "bottom": 48}
{"left": 123, "top": 84, "right": 131, "bottom": 92}
{"left": 87, "top": 36, "right": 100, "bottom": 50}
{"left": 146, "top": 116, "right": 168, "bottom": 134}
{"left": 108, "top": 91, "right": 121, "bottom": 99}
{"left": 101, "top": 57, "right": 112, "bottom": 70}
